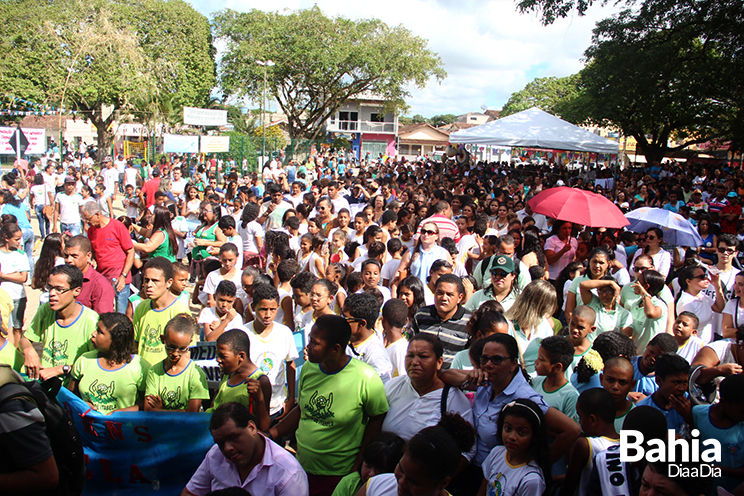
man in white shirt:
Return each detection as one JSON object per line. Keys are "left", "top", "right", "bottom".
{"left": 327, "top": 180, "right": 350, "bottom": 213}
{"left": 124, "top": 161, "right": 139, "bottom": 189}
{"left": 114, "top": 154, "right": 127, "bottom": 193}
{"left": 54, "top": 176, "right": 83, "bottom": 235}
{"left": 81, "top": 152, "right": 94, "bottom": 169}
{"left": 170, "top": 166, "right": 188, "bottom": 200}
{"left": 101, "top": 157, "right": 119, "bottom": 199}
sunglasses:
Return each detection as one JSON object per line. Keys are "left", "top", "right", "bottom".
{"left": 421, "top": 229, "right": 438, "bottom": 236}
{"left": 479, "top": 354, "right": 512, "bottom": 366}
{"left": 633, "top": 266, "right": 650, "bottom": 272}
{"left": 491, "top": 270, "right": 511, "bottom": 278}
{"left": 691, "top": 273, "right": 708, "bottom": 280}
{"left": 718, "top": 247, "right": 736, "bottom": 254}
{"left": 646, "top": 235, "right": 658, "bottom": 240}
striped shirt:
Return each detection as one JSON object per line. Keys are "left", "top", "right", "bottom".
{"left": 412, "top": 305, "right": 472, "bottom": 368}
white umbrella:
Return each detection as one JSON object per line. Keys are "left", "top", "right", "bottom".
{"left": 624, "top": 207, "right": 705, "bottom": 247}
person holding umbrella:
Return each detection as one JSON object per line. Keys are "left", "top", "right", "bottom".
{"left": 544, "top": 221, "right": 577, "bottom": 282}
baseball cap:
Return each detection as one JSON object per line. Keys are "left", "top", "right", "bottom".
{"left": 64, "top": 176, "right": 76, "bottom": 183}
{"left": 693, "top": 189, "right": 702, "bottom": 194}
{"left": 556, "top": 180, "right": 565, "bottom": 187}
{"left": 490, "top": 255, "right": 515, "bottom": 274}
{"left": 727, "top": 191, "right": 738, "bottom": 198}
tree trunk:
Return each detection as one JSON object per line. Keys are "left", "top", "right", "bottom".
{"left": 91, "top": 114, "right": 116, "bottom": 167}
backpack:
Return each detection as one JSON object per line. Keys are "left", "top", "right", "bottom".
{"left": 0, "top": 367, "right": 86, "bottom": 496}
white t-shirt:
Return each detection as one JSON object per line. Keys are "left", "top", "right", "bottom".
{"left": 197, "top": 306, "right": 244, "bottom": 333}
{"left": 677, "top": 291, "right": 717, "bottom": 344}
{"left": 55, "top": 192, "right": 83, "bottom": 224}
{"left": 380, "top": 258, "right": 401, "bottom": 284}
{"left": 199, "top": 268, "right": 244, "bottom": 306}
{"left": 482, "top": 446, "right": 546, "bottom": 496}
{"left": 386, "top": 338, "right": 408, "bottom": 378}
{"left": 0, "top": 249, "right": 29, "bottom": 299}
{"left": 124, "top": 167, "right": 138, "bottom": 188}
{"left": 102, "top": 167, "right": 118, "bottom": 195}
{"left": 239, "top": 221, "right": 264, "bottom": 254}
{"left": 347, "top": 334, "right": 393, "bottom": 383}
{"left": 114, "top": 158, "right": 127, "bottom": 173}
{"left": 381, "top": 375, "right": 474, "bottom": 443}
{"left": 241, "top": 321, "right": 299, "bottom": 415}
{"left": 170, "top": 178, "right": 188, "bottom": 199}
{"left": 723, "top": 298, "right": 744, "bottom": 330}
{"left": 30, "top": 184, "right": 50, "bottom": 206}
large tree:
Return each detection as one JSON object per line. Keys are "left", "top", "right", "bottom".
{"left": 0, "top": 0, "right": 215, "bottom": 160}
{"left": 500, "top": 75, "right": 580, "bottom": 118}
{"left": 553, "top": 2, "right": 737, "bottom": 163}
{"left": 212, "top": 6, "right": 446, "bottom": 141}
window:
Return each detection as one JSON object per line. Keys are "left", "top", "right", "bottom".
{"left": 370, "top": 113, "right": 386, "bottom": 123}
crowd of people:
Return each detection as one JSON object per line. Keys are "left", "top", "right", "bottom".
{"left": 2, "top": 149, "right": 744, "bottom": 496}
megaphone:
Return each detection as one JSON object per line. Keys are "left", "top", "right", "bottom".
{"left": 446, "top": 144, "right": 458, "bottom": 158}
{"left": 456, "top": 148, "right": 469, "bottom": 165}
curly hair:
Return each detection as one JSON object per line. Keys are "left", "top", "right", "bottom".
{"left": 575, "top": 331, "right": 635, "bottom": 383}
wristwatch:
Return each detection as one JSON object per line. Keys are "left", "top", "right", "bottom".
{"left": 62, "top": 365, "right": 71, "bottom": 376}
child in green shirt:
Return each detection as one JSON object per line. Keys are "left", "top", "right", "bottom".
{"left": 565, "top": 305, "right": 596, "bottom": 377}
{"left": 145, "top": 314, "right": 209, "bottom": 412}
{"left": 69, "top": 312, "right": 149, "bottom": 414}
{"left": 532, "top": 336, "right": 580, "bottom": 423}
{"left": 207, "top": 329, "right": 271, "bottom": 431}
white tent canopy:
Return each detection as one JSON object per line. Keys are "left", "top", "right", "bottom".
{"left": 449, "top": 107, "right": 620, "bottom": 154}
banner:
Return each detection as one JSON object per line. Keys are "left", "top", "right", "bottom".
{"left": 57, "top": 387, "right": 213, "bottom": 496}
{"left": 124, "top": 140, "right": 146, "bottom": 159}
{"left": 183, "top": 107, "right": 228, "bottom": 127}
{"left": 190, "top": 341, "right": 221, "bottom": 389}
{"left": 163, "top": 134, "right": 199, "bottom": 154}
{"left": 0, "top": 127, "right": 46, "bottom": 155}
{"left": 200, "top": 136, "right": 230, "bottom": 153}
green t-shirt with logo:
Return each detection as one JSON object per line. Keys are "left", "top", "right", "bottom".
{"left": 0, "top": 338, "right": 22, "bottom": 371}
{"left": 145, "top": 359, "right": 210, "bottom": 411}
{"left": 71, "top": 350, "right": 150, "bottom": 414}
{"left": 25, "top": 303, "right": 99, "bottom": 368}
{"left": 296, "top": 358, "right": 389, "bottom": 476}
{"left": 207, "top": 367, "right": 265, "bottom": 413}
{"left": 133, "top": 298, "right": 191, "bottom": 365}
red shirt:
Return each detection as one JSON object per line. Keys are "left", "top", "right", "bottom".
{"left": 720, "top": 203, "right": 742, "bottom": 234}
{"left": 77, "top": 266, "right": 115, "bottom": 314}
{"left": 87, "top": 218, "right": 134, "bottom": 284}
{"left": 141, "top": 178, "right": 161, "bottom": 207}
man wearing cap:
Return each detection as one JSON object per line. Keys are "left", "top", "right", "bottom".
{"left": 101, "top": 157, "right": 118, "bottom": 199}
{"left": 464, "top": 255, "right": 519, "bottom": 313}
{"left": 687, "top": 189, "right": 708, "bottom": 213}
{"left": 720, "top": 192, "right": 741, "bottom": 234}
{"left": 53, "top": 176, "right": 83, "bottom": 235}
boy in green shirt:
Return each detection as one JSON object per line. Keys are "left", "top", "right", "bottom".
{"left": 565, "top": 305, "right": 596, "bottom": 377}
{"left": 600, "top": 356, "right": 636, "bottom": 432}
{"left": 207, "top": 329, "right": 271, "bottom": 432}
{"left": 532, "top": 335, "right": 580, "bottom": 422}
{"left": 133, "top": 256, "right": 191, "bottom": 365}
{"left": 145, "top": 314, "right": 209, "bottom": 412}
{"left": 20, "top": 265, "right": 99, "bottom": 380}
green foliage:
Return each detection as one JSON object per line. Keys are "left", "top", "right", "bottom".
{"left": 429, "top": 114, "right": 457, "bottom": 127}
{"left": 224, "top": 131, "right": 258, "bottom": 173}
{"left": 0, "top": 0, "right": 215, "bottom": 159}
{"left": 501, "top": 75, "right": 581, "bottom": 118}
{"left": 411, "top": 114, "right": 427, "bottom": 124}
{"left": 212, "top": 6, "right": 446, "bottom": 140}
{"left": 253, "top": 125, "right": 287, "bottom": 151}
{"left": 516, "top": 0, "right": 605, "bottom": 25}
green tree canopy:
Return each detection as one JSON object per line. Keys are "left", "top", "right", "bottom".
{"left": 500, "top": 75, "right": 580, "bottom": 118}
{"left": 212, "top": 6, "right": 446, "bottom": 140}
{"left": 0, "top": 0, "right": 215, "bottom": 160}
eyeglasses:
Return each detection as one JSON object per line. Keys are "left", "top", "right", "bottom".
{"left": 45, "top": 285, "right": 74, "bottom": 294}
{"left": 421, "top": 229, "right": 438, "bottom": 236}
{"left": 718, "top": 247, "right": 736, "bottom": 254}
{"left": 165, "top": 344, "right": 190, "bottom": 353}
{"left": 637, "top": 237, "right": 647, "bottom": 242}
{"left": 491, "top": 270, "right": 511, "bottom": 278}
{"left": 633, "top": 266, "right": 650, "bottom": 272}
{"left": 344, "top": 316, "right": 364, "bottom": 324}
{"left": 598, "top": 287, "right": 616, "bottom": 295}
{"left": 479, "top": 354, "right": 512, "bottom": 366}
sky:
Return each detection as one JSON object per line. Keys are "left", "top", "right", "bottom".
{"left": 187, "top": 0, "right": 624, "bottom": 118}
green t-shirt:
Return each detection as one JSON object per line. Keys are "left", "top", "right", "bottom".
{"left": 531, "top": 376, "right": 579, "bottom": 423}
{"left": 633, "top": 295, "right": 668, "bottom": 354}
{"left": 71, "top": 350, "right": 150, "bottom": 414}
{"left": 151, "top": 230, "right": 177, "bottom": 262}
{"left": 133, "top": 298, "right": 191, "bottom": 365}
{"left": 620, "top": 283, "right": 673, "bottom": 335}
{"left": 25, "top": 303, "right": 99, "bottom": 368}
{"left": 331, "top": 472, "right": 363, "bottom": 496}
{"left": 207, "top": 367, "right": 265, "bottom": 413}
{"left": 587, "top": 295, "right": 634, "bottom": 334}
{"left": 0, "top": 338, "right": 22, "bottom": 371}
{"left": 450, "top": 348, "right": 473, "bottom": 370}
{"left": 296, "top": 358, "right": 389, "bottom": 476}
{"left": 145, "top": 359, "right": 210, "bottom": 411}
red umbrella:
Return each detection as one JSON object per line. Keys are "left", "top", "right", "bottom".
{"left": 527, "top": 186, "right": 629, "bottom": 228}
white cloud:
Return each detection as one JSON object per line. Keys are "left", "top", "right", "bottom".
{"left": 188, "top": 0, "right": 624, "bottom": 117}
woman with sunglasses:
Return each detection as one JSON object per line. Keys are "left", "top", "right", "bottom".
{"left": 440, "top": 333, "right": 580, "bottom": 486}
{"left": 397, "top": 222, "right": 450, "bottom": 284}
{"left": 631, "top": 227, "right": 671, "bottom": 279}
{"left": 675, "top": 265, "right": 726, "bottom": 344}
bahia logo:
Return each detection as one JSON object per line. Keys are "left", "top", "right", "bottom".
{"left": 620, "top": 429, "right": 722, "bottom": 477}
